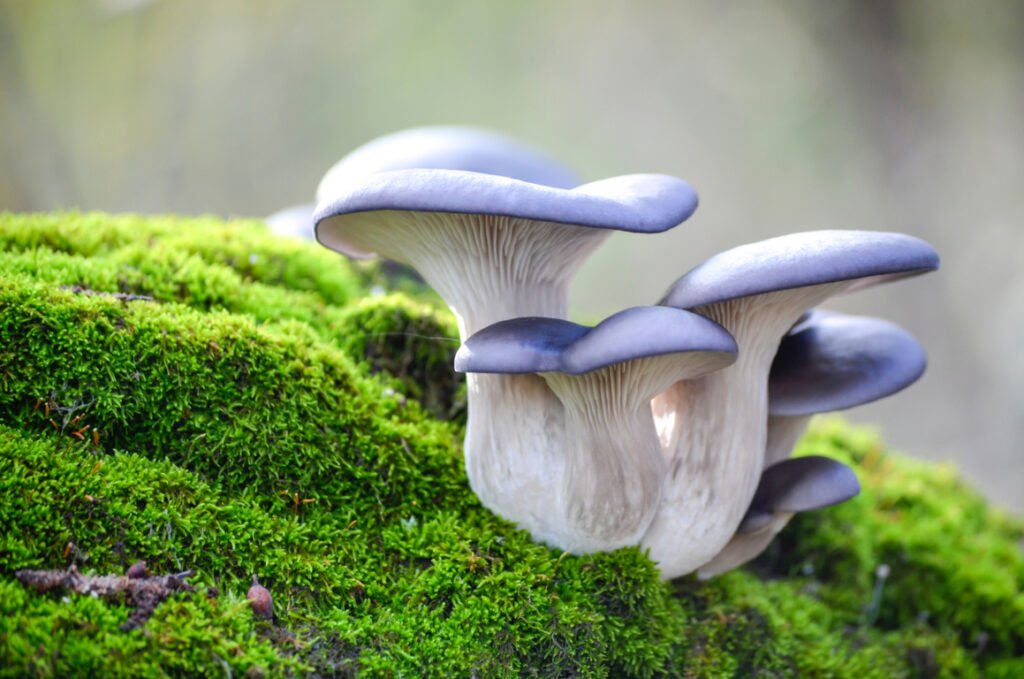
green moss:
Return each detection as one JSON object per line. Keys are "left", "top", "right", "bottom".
{"left": 0, "top": 211, "right": 363, "bottom": 305}
{"left": 1, "top": 212, "right": 1020, "bottom": 677}
{"left": 0, "top": 577, "right": 299, "bottom": 677}
{"left": 331, "top": 294, "right": 465, "bottom": 422}
{"left": 759, "top": 419, "right": 1024, "bottom": 660}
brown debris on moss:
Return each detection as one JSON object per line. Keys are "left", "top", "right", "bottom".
{"left": 247, "top": 575, "right": 274, "bottom": 621}
{"left": 15, "top": 564, "right": 199, "bottom": 631}
{"left": 62, "top": 285, "right": 156, "bottom": 303}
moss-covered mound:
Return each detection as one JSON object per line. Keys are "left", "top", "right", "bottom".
{"left": 0, "top": 212, "right": 1020, "bottom": 677}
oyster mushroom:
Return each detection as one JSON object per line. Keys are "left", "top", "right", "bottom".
{"left": 265, "top": 203, "right": 316, "bottom": 239}
{"left": 696, "top": 310, "right": 927, "bottom": 578}
{"left": 455, "top": 306, "right": 737, "bottom": 552}
{"left": 269, "top": 125, "right": 580, "bottom": 240}
{"left": 315, "top": 170, "right": 699, "bottom": 533}
{"left": 642, "top": 230, "right": 939, "bottom": 578}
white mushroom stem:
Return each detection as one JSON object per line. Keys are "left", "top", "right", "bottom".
{"left": 539, "top": 353, "right": 730, "bottom": 553}
{"left": 765, "top": 414, "right": 814, "bottom": 466}
{"left": 692, "top": 415, "right": 810, "bottom": 581}
{"left": 695, "top": 514, "right": 793, "bottom": 580}
{"left": 462, "top": 372, "right": 568, "bottom": 540}
{"left": 643, "top": 282, "right": 847, "bottom": 579}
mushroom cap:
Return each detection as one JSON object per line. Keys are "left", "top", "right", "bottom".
{"left": 738, "top": 455, "right": 860, "bottom": 532}
{"left": 247, "top": 575, "right": 274, "bottom": 620}
{"left": 265, "top": 203, "right": 316, "bottom": 239}
{"left": 316, "top": 126, "right": 580, "bottom": 202}
{"left": 455, "top": 306, "right": 737, "bottom": 376}
{"left": 315, "top": 171, "right": 699, "bottom": 257}
{"left": 769, "top": 310, "right": 927, "bottom": 417}
{"left": 660, "top": 230, "right": 940, "bottom": 309}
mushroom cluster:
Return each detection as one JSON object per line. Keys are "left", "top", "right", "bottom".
{"left": 307, "top": 127, "right": 940, "bottom": 580}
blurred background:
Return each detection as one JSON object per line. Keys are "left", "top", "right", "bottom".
{"left": 2, "top": 1, "right": 1020, "bottom": 512}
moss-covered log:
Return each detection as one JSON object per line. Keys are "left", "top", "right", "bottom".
{"left": 0, "top": 212, "right": 1021, "bottom": 677}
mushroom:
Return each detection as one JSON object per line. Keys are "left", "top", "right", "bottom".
{"left": 265, "top": 203, "right": 316, "bottom": 239}
{"left": 696, "top": 456, "right": 861, "bottom": 578}
{"left": 269, "top": 126, "right": 580, "bottom": 240}
{"left": 315, "top": 170, "right": 699, "bottom": 535}
{"left": 316, "top": 125, "right": 581, "bottom": 204}
{"left": 247, "top": 575, "right": 274, "bottom": 621}
{"left": 642, "top": 230, "right": 939, "bottom": 578}
{"left": 455, "top": 306, "right": 737, "bottom": 552}
{"left": 695, "top": 309, "right": 927, "bottom": 578}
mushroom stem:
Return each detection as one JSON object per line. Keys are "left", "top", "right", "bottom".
{"left": 695, "top": 514, "right": 793, "bottom": 580}
{"left": 462, "top": 372, "right": 568, "bottom": 540}
{"left": 765, "top": 414, "right": 814, "bottom": 466}
{"left": 644, "top": 283, "right": 847, "bottom": 577}
{"left": 541, "top": 356, "right": 690, "bottom": 551}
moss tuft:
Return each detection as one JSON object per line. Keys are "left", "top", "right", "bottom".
{"left": 331, "top": 294, "right": 464, "bottom": 422}
{"left": 1, "top": 212, "right": 1020, "bottom": 677}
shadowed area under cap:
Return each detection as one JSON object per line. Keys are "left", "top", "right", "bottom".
{"left": 769, "top": 310, "right": 928, "bottom": 417}
{"left": 661, "top": 230, "right": 940, "bottom": 309}
{"left": 455, "top": 306, "right": 737, "bottom": 376}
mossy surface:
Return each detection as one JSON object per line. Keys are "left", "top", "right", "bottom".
{"left": 0, "top": 212, "right": 1020, "bottom": 677}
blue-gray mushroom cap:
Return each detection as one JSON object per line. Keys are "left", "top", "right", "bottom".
{"left": 455, "top": 306, "right": 736, "bottom": 376}
{"left": 769, "top": 310, "right": 928, "bottom": 417}
{"left": 317, "top": 126, "right": 581, "bottom": 202}
{"left": 661, "top": 230, "right": 940, "bottom": 309}
{"left": 316, "top": 171, "right": 697, "bottom": 239}
{"left": 265, "top": 203, "right": 316, "bottom": 240}
{"left": 739, "top": 455, "right": 861, "bottom": 532}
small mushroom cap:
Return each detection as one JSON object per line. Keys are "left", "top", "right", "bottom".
{"left": 769, "top": 310, "right": 927, "bottom": 417}
{"left": 265, "top": 203, "right": 316, "bottom": 239}
{"left": 738, "top": 455, "right": 860, "bottom": 532}
{"left": 660, "top": 230, "right": 939, "bottom": 309}
{"left": 247, "top": 575, "right": 274, "bottom": 620}
{"left": 125, "top": 560, "right": 148, "bottom": 579}
{"left": 455, "top": 306, "right": 737, "bottom": 376}
{"left": 317, "top": 126, "right": 580, "bottom": 202}
{"left": 315, "top": 171, "right": 699, "bottom": 258}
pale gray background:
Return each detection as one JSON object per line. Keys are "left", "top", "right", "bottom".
{"left": 2, "top": 1, "right": 1020, "bottom": 511}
